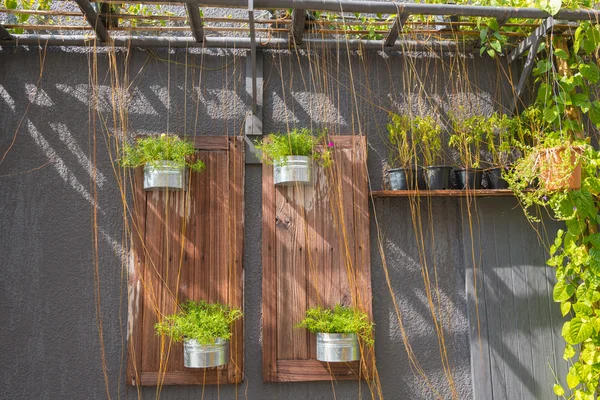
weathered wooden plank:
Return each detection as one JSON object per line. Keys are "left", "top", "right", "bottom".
{"left": 127, "top": 168, "right": 147, "bottom": 386}
{"left": 262, "top": 158, "right": 278, "bottom": 382}
{"left": 276, "top": 360, "right": 360, "bottom": 382}
{"left": 263, "top": 135, "right": 372, "bottom": 382}
{"left": 464, "top": 201, "right": 494, "bottom": 400}
{"left": 228, "top": 137, "right": 244, "bottom": 383}
{"left": 351, "top": 136, "right": 374, "bottom": 379}
{"left": 129, "top": 136, "right": 244, "bottom": 386}
{"left": 190, "top": 136, "right": 230, "bottom": 150}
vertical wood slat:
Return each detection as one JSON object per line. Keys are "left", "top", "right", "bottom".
{"left": 262, "top": 135, "right": 373, "bottom": 382}
{"left": 127, "top": 136, "right": 244, "bottom": 386}
{"left": 466, "top": 199, "right": 565, "bottom": 399}
{"left": 127, "top": 168, "right": 147, "bottom": 386}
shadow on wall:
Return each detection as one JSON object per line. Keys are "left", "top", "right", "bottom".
{"left": 0, "top": 45, "right": 537, "bottom": 400}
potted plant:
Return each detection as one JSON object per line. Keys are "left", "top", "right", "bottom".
{"left": 154, "top": 300, "right": 243, "bottom": 368}
{"left": 255, "top": 128, "right": 333, "bottom": 186}
{"left": 418, "top": 116, "right": 452, "bottom": 190}
{"left": 296, "top": 304, "right": 373, "bottom": 363}
{"left": 449, "top": 113, "right": 485, "bottom": 189}
{"left": 484, "top": 112, "right": 514, "bottom": 189}
{"left": 120, "top": 134, "right": 205, "bottom": 191}
{"left": 386, "top": 113, "right": 424, "bottom": 190}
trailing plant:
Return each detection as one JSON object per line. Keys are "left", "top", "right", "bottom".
{"left": 387, "top": 113, "right": 417, "bottom": 168}
{"left": 296, "top": 304, "right": 374, "bottom": 345}
{"left": 154, "top": 300, "right": 243, "bottom": 345}
{"left": 416, "top": 116, "right": 444, "bottom": 166}
{"left": 506, "top": 21, "right": 600, "bottom": 398}
{"left": 448, "top": 112, "right": 486, "bottom": 168}
{"left": 255, "top": 128, "right": 333, "bottom": 167}
{"left": 119, "top": 134, "right": 206, "bottom": 172}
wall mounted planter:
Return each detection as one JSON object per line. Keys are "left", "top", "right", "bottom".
{"left": 456, "top": 168, "right": 483, "bottom": 189}
{"left": 423, "top": 166, "right": 453, "bottom": 190}
{"left": 274, "top": 156, "right": 312, "bottom": 186}
{"left": 388, "top": 167, "right": 426, "bottom": 190}
{"left": 316, "top": 333, "right": 360, "bottom": 362}
{"left": 144, "top": 161, "right": 186, "bottom": 191}
{"left": 539, "top": 146, "right": 583, "bottom": 191}
{"left": 486, "top": 167, "right": 510, "bottom": 189}
{"left": 184, "top": 338, "right": 229, "bottom": 368}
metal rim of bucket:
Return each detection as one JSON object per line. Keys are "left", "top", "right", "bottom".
{"left": 183, "top": 338, "right": 229, "bottom": 368}
{"left": 143, "top": 160, "right": 187, "bottom": 191}
{"left": 273, "top": 155, "right": 312, "bottom": 186}
{"left": 316, "top": 332, "right": 360, "bottom": 362}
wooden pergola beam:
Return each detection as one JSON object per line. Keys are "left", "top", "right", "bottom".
{"left": 291, "top": 9, "right": 306, "bottom": 45}
{"left": 0, "top": 24, "right": 13, "bottom": 40}
{"left": 73, "top": 0, "right": 109, "bottom": 42}
{"left": 185, "top": 3, "right": 204, "bottom": 42}
{"left": 384, "top": 10, "right": 408, "bottom": 47}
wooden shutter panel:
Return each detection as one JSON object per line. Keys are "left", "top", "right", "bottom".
{"left": 127, "top": 136, "right": 244, "bottom": 386}
{"left": 262, "top": 136, "right": 374, "bottom": 382}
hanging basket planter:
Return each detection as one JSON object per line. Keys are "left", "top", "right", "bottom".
{"left": 183, "top": 338, "right": 229, "bottom": 368}
{"left": 316, "top": 333, "right": 360, "bottom": 362}
{"left": 144, "top": 161, "right": 187, "bottom": 191}
{"left": 538, "top": 146, "right": 583, "bottom": 191}
{"left": 274, "top": 156, "right": 313, "bottom": 186}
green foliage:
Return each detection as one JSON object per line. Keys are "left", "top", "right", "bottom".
{"left": 255, "top": 128, "right": 333, "bottom": 167}
{"left": 119, "top": 134, "right": 205, "bottom": 172}
{"left": 448, "top": 112, "right": 487, "bottom": 168}
{"left": 154, "top": 300, "right": 243, "bottom": 345}
{"left": 387, "top": 113, "right": 416, "bottom": 168}
{"left": 485, "top": 112, "right": 515, "bottom": 166}
{"left": 296, "top": 304, "right": 374, "bottom": 345}
{"left": 414, "top": 116, "right": 443, "bottom": 167}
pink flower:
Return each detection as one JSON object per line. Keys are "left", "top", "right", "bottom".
{"left": 328, "top": 141, "right": 334, "bottom": 147}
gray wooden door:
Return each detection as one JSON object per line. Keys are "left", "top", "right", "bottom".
{"left": 463, "top": 198, "right": 567, "bottom": 400}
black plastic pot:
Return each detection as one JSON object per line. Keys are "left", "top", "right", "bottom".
{"left": 423, "top": 166, "right": 453, "bottom": 190}
{"left": 388, "top": 167, "right": 425, "bottom": 190}
{"left": 486, "top": 167, "right": 510, "bottom": 189}
{"left": 455, "top": 168, "right": 483, "bottom": 189}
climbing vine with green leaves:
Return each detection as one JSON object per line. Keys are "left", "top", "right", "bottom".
{"left": 504, "top": 19, "right": 600, "bottom": 398}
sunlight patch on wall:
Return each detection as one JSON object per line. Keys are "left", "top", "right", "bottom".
{"left": 25, "top": 84, "right": 53, "bottom": 107}
{"left": 51, "top": 123, "right": 107, "bottom": 187}
{"left": 0, "top": 85, "right": 15, "bottom": 112}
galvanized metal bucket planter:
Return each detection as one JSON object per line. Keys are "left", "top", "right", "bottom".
{"left": 144, "top": 161, "right": 186, "bottom": 191}
{"left": 316, "top": 333, "right": 359, "bottom": 362}
{"left": 273, "top": 156, "right": 312, "bottom": 186}
{"left": 183, "top": 338, "right": 229, "bottom": 368}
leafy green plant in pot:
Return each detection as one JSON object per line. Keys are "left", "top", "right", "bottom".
{"left": 255, "top": 128, "right": 333, "bottom": 186}
{"left": 449, "top": 113, "right": 485, "bottom": 189}
{"left": 484, "top": 112, "right": 515, "bottom": 189}
{"left": 386, "top": 113, "right": 424, "bottom": 190}
{"left": 417, "top": 116, "right": 451, "bottom": 190}
{"left": 296, "top": 304, "right": 373, "bottom": 362}
{"left": 155, "top": 300, "right": 243, "bottom": 368}
{"left": 120, "top": 134, "right": 205, "bottom": 191}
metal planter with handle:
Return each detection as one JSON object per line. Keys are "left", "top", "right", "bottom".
{"left": 144, "top": 160, "right": 187, "bottom": 191}
{"left": 183, "top": 338, "right": 229, "bottom": 368}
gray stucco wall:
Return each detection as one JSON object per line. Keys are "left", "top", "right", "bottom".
{"left": 0, "top": 46, "right": 552, "bottom": 399}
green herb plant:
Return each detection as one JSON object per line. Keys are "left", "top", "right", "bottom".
{"left": 119, "top": 134, "right": 206, "bottom": 172}
{"left": 296, "top": 304, "right": 374, "bottom": 345}
{"left": 255, "top": 128, "right": 333, "bottom": 167}
{"left": 387, "top": 113, "right": 417, "bottom": 169}
{"left": 155, "top": 300, "right": 243, "bottom": 345}
{"left": 485, "top": 112, "right": 515, "bottom": 167}
{"left": 415, "top": 116, "right": 443, "bottom": 167}
{"left": 448, "top": 112, "right": 486, "bottom": 168}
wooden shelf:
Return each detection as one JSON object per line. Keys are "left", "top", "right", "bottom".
{"left": 371, "top": 189, "right": 517, "bottom": 198}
